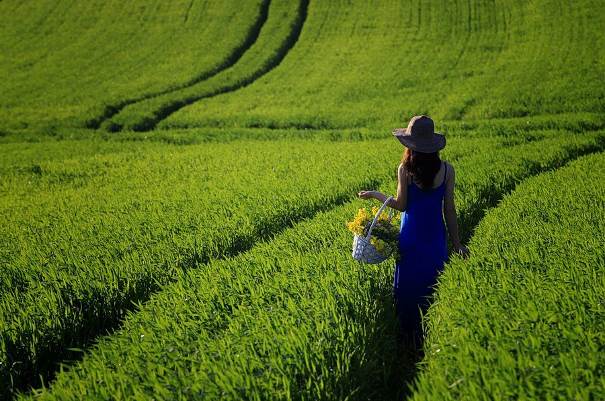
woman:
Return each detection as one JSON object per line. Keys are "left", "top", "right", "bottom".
{"left": 358, "top": 115, "right": 468, "bottom": 337}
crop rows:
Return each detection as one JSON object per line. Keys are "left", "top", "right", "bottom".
{"left": 0, "top": 138, "right": 393, "bottom": 396}
{"left": 161, "top": 0, "right": 605, "bottom": 131}
{"left": 103, "top": 0, "right": 308, "bottom": 132}
{"left": 85, "top": 0, "right": 272, "bottom": 130}
{"left": 408, "top": 152, "right": 605, "bottom": 400}
{"left": 0, "top": 0, "right": 264, "bottom": 131}
{"left": 1, "top": 133, "right": 496, "bottom": 397}
{"left": 5, "top": 111, "right": 604, "bottom": 147}
{"left": 3, "top": 1, "right": 604, "bottom": 135}
{"left": 13, "top": 131, "right": 605, "bottom": 400}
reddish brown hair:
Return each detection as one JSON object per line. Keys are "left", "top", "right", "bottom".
{"left": 402, "top": 148, "right": 441, "bottom": 190}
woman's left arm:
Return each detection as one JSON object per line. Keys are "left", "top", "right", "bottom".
{"left": 443, "top": 163, "right": 469, "bottom": 258}
{"left": 357, "top": 163, "right": 407, "bottom": 212}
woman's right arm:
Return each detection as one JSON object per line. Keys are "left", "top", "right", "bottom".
{"left": 358, "top": 163, "right": 407, "bottom": 212}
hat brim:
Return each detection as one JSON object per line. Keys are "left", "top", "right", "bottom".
{"left": 392, "top": 129, "right": 446, "bottom": 153}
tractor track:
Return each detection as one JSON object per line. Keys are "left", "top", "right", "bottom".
{"left": 85, "top": 0, "right": 272, "bottom": 130}
{"left": 122, "top": 0, "right": 310, "bottom": 132}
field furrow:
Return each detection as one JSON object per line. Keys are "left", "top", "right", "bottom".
{"left": 104, "top": 0, "right": 309, "bottom": 132}
{"left": 408, "top": 152, "right": 605, "bottom": 400}
{"left": 162, "top": 0, "right": 605, "bottom": 131}
{"left": 84, "top": 0, "right": 272, "bottom": 129}
{"left": 0, "top": 0, "right": 265, "bottom": 131}
{"left": 0, "top": 134, "right": 529, "bottom": 398}
{"left": 15, "top": 131, "right": 605, "bottom": 400}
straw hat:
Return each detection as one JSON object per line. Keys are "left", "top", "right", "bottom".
{"left": 392, "top": 115, "right": 446, "bottom": 153}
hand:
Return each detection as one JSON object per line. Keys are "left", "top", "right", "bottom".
{"left": 453, "top": 245, "right": 470, "bottom": 259}
{"left": 357, "top": 190, "right": 375, "bottom": 200}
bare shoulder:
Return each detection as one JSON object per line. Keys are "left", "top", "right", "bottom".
{"left": 398, "top": 162, "right": 407, "bottom": 176}
{"left": 397, "top": 163, "right": 410, "bottom": 183}
{"left": 399, "top": 161, "right": 411, "bottom": 172}
{"left": 444, "top": 161, "right": 455, "bottom": 182}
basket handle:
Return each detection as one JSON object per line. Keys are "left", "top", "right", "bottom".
{"left": 365, "top": 196, "right": 393, "bottom": 241}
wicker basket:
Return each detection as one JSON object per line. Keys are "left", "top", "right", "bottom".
{"left": 352, "top": 196, "right": 394, "bottom": 264}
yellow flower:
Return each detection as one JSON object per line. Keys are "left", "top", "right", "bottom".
{"left": 346, "top": 220, "right": 364, "bottom": 236}
{"left": 347, "top": 206, "right": 400, "bottom": 241}
{"left": 393, "top": 212, "right": 401, "bottom": 225}
{"left": 371, "top": 205, "right": 392, "bottom": 224}
{"left": 347, "top": 207, "right": 372, "bottom": 236}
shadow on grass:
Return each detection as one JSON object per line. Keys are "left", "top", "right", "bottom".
{"left": 333, "top": 264, "right": 423, "bottom": 401}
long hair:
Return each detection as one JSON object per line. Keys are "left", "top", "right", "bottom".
{"left": 402, "top": 148, "right": 441, "bottom": 190}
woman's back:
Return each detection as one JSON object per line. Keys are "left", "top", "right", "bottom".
{"left": 399, "top": 162, "right": 448, "bottom": 246}
{"left": 394, "top": 161, "right": 449, "bottom": 331}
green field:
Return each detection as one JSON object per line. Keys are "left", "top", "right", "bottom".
{"left": 1, "top": 0, "right": 604, "bottom": 400}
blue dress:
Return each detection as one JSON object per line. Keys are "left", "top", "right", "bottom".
{"left": 393, "top": 163, "right": 448, "bottom": 332}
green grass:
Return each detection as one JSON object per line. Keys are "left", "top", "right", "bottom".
{"left": 2, "top": 0, "right": 605, "bottom": 399}
{"left": 163, "top": 0, "right": 605, "bottom": 131}
{"left": 0, "top": 0, "right": 265, "bottom": 131}
{"left": 20, "top": 199, "right": 403, "bottom": 401}
{"left": 103, "top": 0, "right": 308, "bottom": 132}
{"left": 408, "top": 152, "right": 605, "bottom": 400}
{"left": 1, "top": 131, "right": 513, "bottom": 398}
{"left": 14, "top": 131, "right": 605, "bottom": 400}
{"left": 3, "top": 0, "right": 603, "bottom": 134}
{"left": 0, "top": 138, "right": 396, "bottom": 396}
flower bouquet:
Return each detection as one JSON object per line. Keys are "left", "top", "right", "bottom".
{"left": 347, "top": 197, "right": 400, "bottom": 264}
